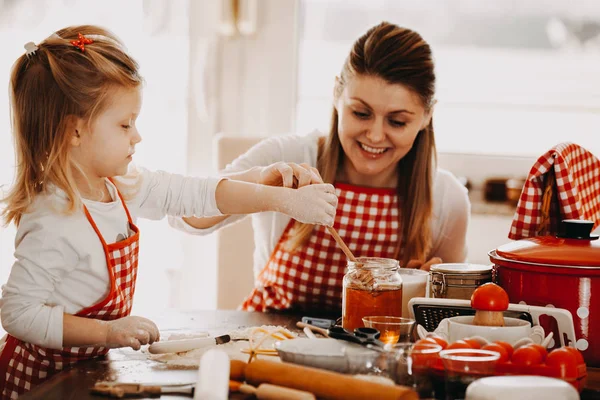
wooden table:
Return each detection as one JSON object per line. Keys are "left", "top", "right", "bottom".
{"left": 20, "top": 310, "right": 600, "bottom": 399}
{"left": 21, "top": 310, "right": 307, "bottom": 400}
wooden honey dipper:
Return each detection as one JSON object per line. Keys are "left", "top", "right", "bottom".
{"left": 325, "top": 227, "right": 374, "bottom": 288}
{"left": 325, "top": 226, "right": 357, "bottom": 263}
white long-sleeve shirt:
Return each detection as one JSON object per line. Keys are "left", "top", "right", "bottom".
{"left": 0, "top": 168, "right": 223, "bottom": 349}
{"left": 170, "top": 131, "right": 471, "bottom": 279}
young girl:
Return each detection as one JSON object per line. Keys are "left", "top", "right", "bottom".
{"left": 0, "top": 25, "right": 337, "bottom": 397}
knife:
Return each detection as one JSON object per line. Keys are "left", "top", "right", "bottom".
{"left": 147, "top": 334, "right": 230, "bottom": 354}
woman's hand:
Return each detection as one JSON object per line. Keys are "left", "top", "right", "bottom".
{"left": 405, "top": 257, "right": 442, "bottom": 272}
{"left": 275, "top": 184, "right": 338, "bottom": 226}
{"left": 258, "top": 162, "right": 323, "bottom": 187}
{"left": 103, "top": 316, "right": 160, "bottom": 350}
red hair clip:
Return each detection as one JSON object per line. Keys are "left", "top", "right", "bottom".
{"left": 71, "top": 33, "right": 94, "bottom": 52}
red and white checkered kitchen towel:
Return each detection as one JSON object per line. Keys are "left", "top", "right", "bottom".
{"left": 509, "top": 142, "right": 600, "bottom": 240}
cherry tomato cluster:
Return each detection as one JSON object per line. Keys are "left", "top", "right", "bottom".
{"left": 411, "top": 336, "right": 587, "bottom": 391}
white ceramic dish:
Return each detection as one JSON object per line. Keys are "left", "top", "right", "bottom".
{"left": 275, "top": 338, "right": 380, "bottom": 374}
{"left": 447, "top": 316, "right": 533, "bottom": 345}
{"left": 465, "top": 375, "right": 579, "bottom": 400}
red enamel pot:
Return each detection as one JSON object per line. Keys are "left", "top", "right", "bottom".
{"left": 489, "top": 219, "right": 600, "bottom": 367}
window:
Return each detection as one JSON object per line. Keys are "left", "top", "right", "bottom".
{"left": 296, "top": 0, "right": 600, "bottom": 157}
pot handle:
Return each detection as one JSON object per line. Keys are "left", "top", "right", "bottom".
{"left": 557, "top": 219, "right": 599, "bottom": 240}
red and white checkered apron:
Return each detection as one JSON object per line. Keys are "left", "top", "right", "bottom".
{"left": 241, "top": 183, "right": 401, "bottom": 313}
{"left": 509, "top": 142, "right": 600, "bottom": 240}
{"left": 0, "top": 188, "right": 139, "bottom": 399}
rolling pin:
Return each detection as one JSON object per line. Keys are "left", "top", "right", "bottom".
{"left": 244, "top": 359, "right": 417, "bottom": 400}
{"left": 230, "top": 360, "right": 247, "bottom": 381}
{"left": 230, "top": 380, "right": 315, "bottom": 400}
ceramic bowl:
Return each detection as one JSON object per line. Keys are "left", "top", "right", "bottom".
{"left": 275, "top": 338, "right": 380, "bottom": 374}
{"left": 447, "top": 316, "right": 532, "bottom": 345}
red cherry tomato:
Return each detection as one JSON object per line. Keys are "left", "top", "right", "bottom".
{"left": 427, "top": 336, "right": 448, "bottom": 350}
{"left": 511, "top": 346, "right": 543, "bottom": 366}
{"left": 446, "top": 340, "right": 473, "bottom": 350}
{"left": 470, "top": 283, "right": 509, "bottom": 311}
{"left": 493, "top": 341, "right": 514, "bottom": 359}
{"left": 523, "top": 343, "right": 547, "bottom": 361}
{"left": 481, "top": 343, "right": 510, "bottom": 363}
{"left": 412, "top": 338, "right": 442, "bottom": 369}
{"left": 563, "top": 346, "right": 585, "bottom": 365}
{"left": 463, "top": 339, "right": 482, "bottom": 349}
{"left": 547, "top": 348, "right": 578, "bottom": 378}
{"left": 414, "top": 338, "right": 438, "bottom": 349}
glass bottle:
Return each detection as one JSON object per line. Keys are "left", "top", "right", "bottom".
{"left": 342, "top": 257, "right": 403, "bottom": 332}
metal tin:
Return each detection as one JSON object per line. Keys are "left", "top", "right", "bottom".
{"left": 429, "top": 263, "right": 493, "bottom": 300}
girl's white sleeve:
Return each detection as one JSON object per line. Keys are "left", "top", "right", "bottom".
{"left": 127, "top": 168, "right": 225, "bottom": 220}
{"left": 0, "top": 220, "right": 78, "bottom": 349}
{"left": 167, "top": 134, "right": 294, "bottom": 235}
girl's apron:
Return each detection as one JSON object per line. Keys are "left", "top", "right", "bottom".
{"left": 241, "top": 183, "right": 401, "bottom": 312}
{"left": 0, "top": 188, "right": 139, "bottom": 399}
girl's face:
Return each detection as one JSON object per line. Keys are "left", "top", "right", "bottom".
{"left": 335, "top": 75, "right": 432, "bottom": 187}
{"left": 71, "top": 86, "right": 142, "bottom": 181}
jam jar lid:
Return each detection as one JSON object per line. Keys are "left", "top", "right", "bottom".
{"left": 495, "top": 220, "right": 600, "bottom": 268}
{"left": 429, "top": 263, "right": 492, "bottom": 274}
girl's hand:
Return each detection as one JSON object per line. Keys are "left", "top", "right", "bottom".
{"left": 275, "top": 183, "right": 338, "bottom": 226}
{"left": 258, "top": 162, "right": 323, "bottom": 188}
{"left": 104, "top": 316, "right": 160, "bottom": 350}
{"left": 405, "top": 257, "right": 442, "bottom": 272}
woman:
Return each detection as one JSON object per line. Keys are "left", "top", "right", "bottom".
{"left": 174, "top": 21, "right": 470, "bottom": 313}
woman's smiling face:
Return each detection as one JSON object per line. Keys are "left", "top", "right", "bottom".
{"left": 335, "top": 74, "right": 432, "bottom": 187}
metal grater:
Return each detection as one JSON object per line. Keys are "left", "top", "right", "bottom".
{"left": 413, "top": 304, "right": 533, "bottom": 332}
{"left": 407, "top": 297, "right": 577, "bottom": 348}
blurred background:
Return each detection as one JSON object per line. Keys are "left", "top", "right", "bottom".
{"left": 0, "top": 0, "right": 599, "bottom": 315}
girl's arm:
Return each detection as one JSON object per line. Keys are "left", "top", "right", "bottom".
{"left": 63, "top": 314, "right": 159, "bottom": 350}
{"left": 213, "top": 179, "right": 336, "bottom": 226}
{"left": 173, "top": 133, "right": 322, "bottom": 231}
{"left": 183, "top": 162, "right": 323, "bottom": 229}
{"left": 130, "top": 164, "right": 331, "bottom": 226}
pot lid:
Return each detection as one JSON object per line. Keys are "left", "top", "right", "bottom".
{"left": 430, "top": 263, "right": 492, "bottom": 273}
{"left": 496, "top": 220, "right": 600, "bottom": 267}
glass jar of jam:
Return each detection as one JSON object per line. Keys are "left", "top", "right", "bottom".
{"left": 342, "top": 257, "right": 403, "bottom": 332}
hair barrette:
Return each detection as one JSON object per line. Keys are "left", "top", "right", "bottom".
{"left": 71, "top": 33, "right": 93, "bottom": 52}
{"left": 24, "top": 42, "right": 39, "bottom": 58}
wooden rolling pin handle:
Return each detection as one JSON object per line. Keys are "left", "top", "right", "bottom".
{"left": 296, "top": 322, "right": 329, "bottom": 337}
{"left": 240, "top": 383, "right": 316, "bottom": 400}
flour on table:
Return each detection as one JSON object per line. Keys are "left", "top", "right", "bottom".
{"left": 146, "top": 326, "right": 296, "bottom": 369}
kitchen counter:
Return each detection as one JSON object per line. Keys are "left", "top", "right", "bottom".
{"left": 20, "top": 310, "right": 600, "bottom": 400}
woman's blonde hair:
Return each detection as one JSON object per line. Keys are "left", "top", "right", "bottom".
{"left": 1, "top": 25, "right": 143, "bottom": 226}
{"left": 288, "top": 22, "right": 437, "bottom": 266}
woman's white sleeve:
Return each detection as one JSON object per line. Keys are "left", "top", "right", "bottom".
{"left": 432, "top": 177, "right": 471, "bottom": 263}
{"left": 0, "top": 224, "right": 78, "bottom": 349}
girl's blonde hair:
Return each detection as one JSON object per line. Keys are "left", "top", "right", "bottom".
{"left": 2, "top": 25, "right": 143, "bottom": 226}
{"left": 287, "top": 22, "right": 437, "bottom": 266}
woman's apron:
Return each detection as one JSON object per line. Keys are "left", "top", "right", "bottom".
{"left": 0, "top": 188, "right": 139, "bottom": 399}
{"left": 241, "top": 183, "right": 401, "bottom": 312}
